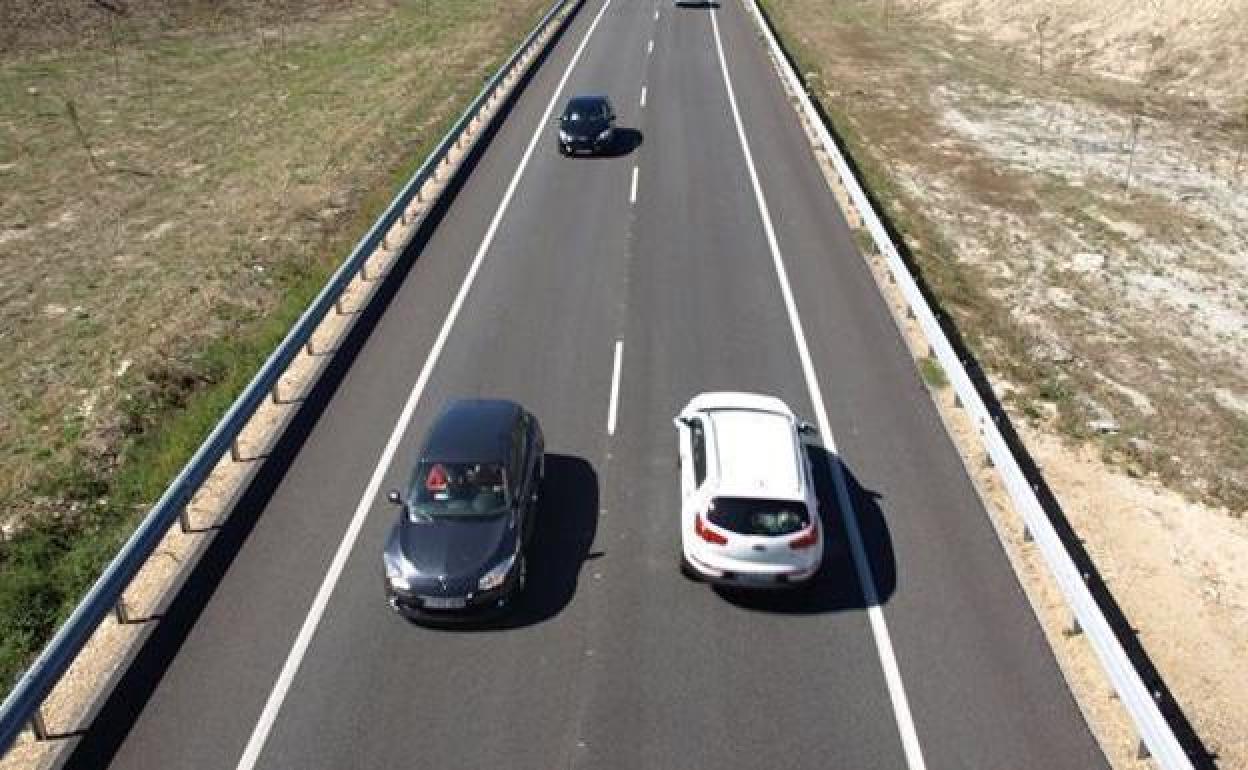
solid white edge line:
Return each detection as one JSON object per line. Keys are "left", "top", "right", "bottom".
{"left": 640, "top": 85, "right": 647, "bottom": 108}
{"left": 708, "top": 7, "right": 928, "bottom": 770}
{"left": 629, "top": 165, "right": 639, "bottom": 204}
{"left": 233, "top": 1, "right": 617, "bottom": 767}
{"left": 607, "top": 340, "right": 623, "bottom": 435}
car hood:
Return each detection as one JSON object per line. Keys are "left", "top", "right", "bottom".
{"left": 561, "top": 117, "right": 610, "bottom": 139}
{"left": 386, "top": 513, "right": 515, "bottom": 592}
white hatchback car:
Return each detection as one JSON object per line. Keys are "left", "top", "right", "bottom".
{"left": 673, "top": 392, "right": 823, "bottom": 587}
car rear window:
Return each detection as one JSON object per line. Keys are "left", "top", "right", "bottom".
{"left": 708, "top": 498, "right": 809, "bottom": 536}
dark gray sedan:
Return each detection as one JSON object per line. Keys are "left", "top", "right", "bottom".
{"left": 383, "top": 399, "right": 544, "bottom": 623}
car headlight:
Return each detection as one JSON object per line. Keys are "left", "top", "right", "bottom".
{"left": 596, "top": 128, "right": 612, "bottom": 141}
{"left": 384, "top": 554, "right": 411, "bottom": 590}
{"left": 478, "top": 552, "right": 518, "bottom": 591}
{"left": 559, "top": 129, "right": 571, "bottom": 142}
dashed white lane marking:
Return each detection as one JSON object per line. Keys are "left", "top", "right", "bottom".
{"left": 233, "top": 1, "right": 619, "bottom": 768}
{"left": 629, "top": 165, "right": 639, "bottom": 204}
{"left": 708, "top": 7, "right": 928, "bottom": 770}
{"left": 607, "top": 339, "right": 623, "bottom": 435}
{"left": 647, "top": 39, "right": 654, "bottom": 55}
{"left": 640, "top": 85, "right": 647, "bottom": 108}
{"left": 654, "top": 7, "right": 659, "bottom": 20}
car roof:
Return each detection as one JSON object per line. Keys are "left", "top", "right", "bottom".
{"left": 419, "top": 399, "right": 521, "bottom": 464}
{"left": 565, "top": 94, "right": 609, "bottom": 109}
{"left": 705, "top": 407, "right": 803, "bottom": 500}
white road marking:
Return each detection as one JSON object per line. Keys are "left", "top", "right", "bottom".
{"left": 708, "top": 8, "right": 928, "bottom": 770}
{"left": 630, "top": 165, "right": 639, "bottom": 204}
{"left": 654, "top": 7, "right": 659, "bottom": 20}
{"left": 640, "top": 85, "right": 647, "bottom": 108}
{"left": 233, "top": 1, "right": 618, "bottom": 767}
{"left": 647, "top": 39, "right": 654, "bottom": 55}
{"left": 607, "top": 340, "right": 623, "bottom": 435}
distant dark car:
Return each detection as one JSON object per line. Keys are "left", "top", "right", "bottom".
{"left": 383, "top": 399, "right": 544, "bottom": 622}
{"left": 557, "top": 94, "right": 616, "bottom": 155}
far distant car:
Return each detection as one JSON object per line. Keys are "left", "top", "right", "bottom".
{"left": 557, "top": 94, "right": 616, "bottom": 155}
{"left": 673, "top": 392, "right": 823, "bottom": 588}
{"left": 383, "top": 399, "right": 544, "bottom": 622}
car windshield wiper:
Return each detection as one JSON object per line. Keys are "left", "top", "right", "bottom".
{"left": 405, "top": 505, "right": 435, "bottom": 523}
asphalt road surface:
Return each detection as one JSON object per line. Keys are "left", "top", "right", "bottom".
{"left": 62, "top": 0, "right": 1109, "bottom": 768}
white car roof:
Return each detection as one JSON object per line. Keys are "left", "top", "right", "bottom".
{"left": 686, "top": 391, "right": 795, "bottom": 417}
{"left": 705, "top": 406, "right": 803, "bottom": 501}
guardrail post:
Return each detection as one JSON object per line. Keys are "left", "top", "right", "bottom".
{"left": 953, "top": 392, "right": 963, "bottom": 408}
{"left": 1022, "top": 524, "right": 1033, "bottom": 542}
{"left": 114, "top": 597, "right": 131, "bottom": 625}
{"left": 1137, "top": 738, "right": 1151, "bottom": 760}
{"left": 230, "top": 437, "right": 243, "bottom": 462}
{"left": 271, "top": 381, "right": 283, "bottom": 405}
{"left": 30, "top": 707, "right": 49, "bottom": 741}
{"left": 335, "top": 295, "right": 347, "bottom": 315}
{"left": 905, "top": 304, "right": 915, "bottom": 320}
{"left": 1065, "top": 612, "right": 1082, "bottom": 636}
{"left": 361, "top": 259, "right": 373, "bottom": 282}
{"left": 179, "top": 506, "right": 193, "bottom": 534}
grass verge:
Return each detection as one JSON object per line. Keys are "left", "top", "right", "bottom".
{"left": 0, "top": 0, "right": 550, "bottom": 695}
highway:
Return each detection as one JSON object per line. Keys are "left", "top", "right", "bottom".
{"left": 61, "top": 0, "right": 1109, "bottom": 768}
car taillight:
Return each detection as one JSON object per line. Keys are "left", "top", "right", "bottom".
{"left": 789, "top": 525, "right": 819, "bottom": 550}
{"left": 695, "top": 515, "right": 728, "bottom": 545}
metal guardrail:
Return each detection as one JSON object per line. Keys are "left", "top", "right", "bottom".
{"left": 0, "top": 0, "right": 580, "bottom": 755}
{"left": 742, "top": 1, "right": 1196, "bottom": 768}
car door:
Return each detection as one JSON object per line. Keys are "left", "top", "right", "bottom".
{"left": 513, "top": 414, "right": 538, "bottom": 545}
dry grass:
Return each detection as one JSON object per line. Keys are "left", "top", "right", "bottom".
{"left": 0, "top": 0, "right": 544, "bottom": 520}
{"left": 0, "top": 0, "right": 549, "bottom": 690}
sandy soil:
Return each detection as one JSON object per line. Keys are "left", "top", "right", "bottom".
{"left": 763, "top": 0, "right": 1248, "bottom": 766}
{"left": 905, "top": 0, "right": 1248, "bottom": 112}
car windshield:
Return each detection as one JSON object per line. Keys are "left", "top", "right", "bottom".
{"left": 407, "top": 461, "right": 509, "bottom": 518}
{"left": 708, "top": 497, "right": 810, "bottom": 536}
{"left": 564, "top": 100, "right": 605, "bottom": 122}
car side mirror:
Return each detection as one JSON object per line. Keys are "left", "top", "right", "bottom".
{"left": 672, "top": 416, "right": 689, "bottom": 429}
{"left": 797, "top": 421, "right": 817, "bottom": 436}
{"left": 386, "top": 489, "right": 403, "bottom": 505}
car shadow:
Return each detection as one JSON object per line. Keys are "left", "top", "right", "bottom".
{"left": 673, "top": 1, "right": 721, "bottom": 9}
{"left": 574, "top": 127, "right": 642, "bottom": 158}
{"left": 713, "top": 445, "right": 896, "bottom": 614}
{"left": 463, "top": 452, "right": 599, "bottom": 630}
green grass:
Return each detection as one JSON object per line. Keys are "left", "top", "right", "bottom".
{"left": 918, "top": 356, "right": 950, "bottom": 389}
{"left": 0, "top": 0, "right": 550, "bottom": 694}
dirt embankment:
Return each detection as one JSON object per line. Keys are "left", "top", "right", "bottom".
{"left": 914, "top": 0, "right": 1248, "bottom": 113}
{"left": 765, "top": 0, "right": 1248, "bottom": 766}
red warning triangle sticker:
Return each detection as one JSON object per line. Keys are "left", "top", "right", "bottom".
{"left": 425, "top": 463, "right": 448, "bottom": 492}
